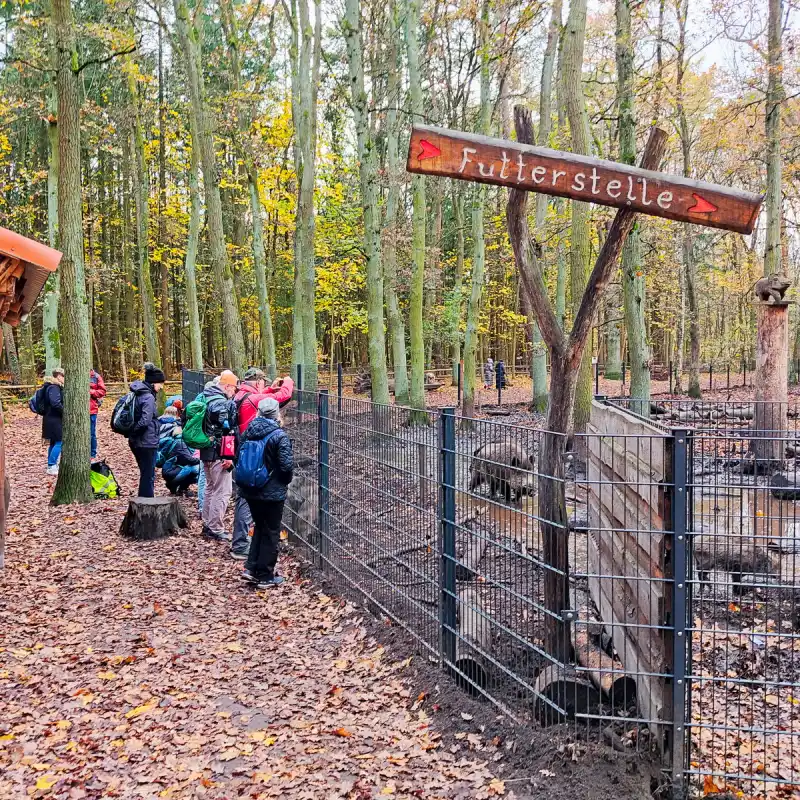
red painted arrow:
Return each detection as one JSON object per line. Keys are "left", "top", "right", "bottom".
{"left": 687, "top": 193, "right": 718, "bottom": 214}
{"left": 418, "top": 139, "right": 441, "bottom": 161}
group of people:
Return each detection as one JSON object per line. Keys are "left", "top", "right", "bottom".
{"left": 120, "top": 365, "right": 295, "bottom": 589}
{"left": 35, "top": 366, "right": 107, "bottom": 474}
{"left": 483, "top": 357, "right": 507, "bottom": 391}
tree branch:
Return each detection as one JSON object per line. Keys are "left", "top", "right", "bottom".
{"left": 567, "top": 127, "right": 668, "bottom": 368}
{"left": 507, "top": 105, "right": 567, "bottom": 359}
{"left": 77, "top": 45, "right": 137, "bottom": 73}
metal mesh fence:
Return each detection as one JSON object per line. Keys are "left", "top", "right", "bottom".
{"left": 184, "top": 373, "right": 800, "bottom": 796}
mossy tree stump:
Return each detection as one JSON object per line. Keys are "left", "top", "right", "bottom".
{"left": 120, "top": 497, "right": 188, "bottom": 540}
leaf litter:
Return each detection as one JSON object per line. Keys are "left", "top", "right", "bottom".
{"left": 0, "top": 408, "right": 653, "bottom": 800}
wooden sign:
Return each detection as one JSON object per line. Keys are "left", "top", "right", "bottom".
{"left": 407, "top": 124, "right": 762, "bottom": 235}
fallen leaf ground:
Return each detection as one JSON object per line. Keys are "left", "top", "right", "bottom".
{"left": 0, "top": 408, "right": 651, "bottom": 800}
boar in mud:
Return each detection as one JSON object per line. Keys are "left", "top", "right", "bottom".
{"left": 468, "top": 443, "right": 535, "bottom": 504}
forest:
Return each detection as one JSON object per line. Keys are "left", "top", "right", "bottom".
{"left": 0, "top": 0, "right": 793, "bottom": 478}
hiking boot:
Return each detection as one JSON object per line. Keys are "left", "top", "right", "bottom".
{"left": 202, "top": 527, "right": 231, "bottom": 542}
{"left": 229, "top": 548, "right": 249, "bottom": 561}
{"left": 256, "top": 575, "right": 285, "bottom": 590}
{"left": 46, "top": 465, "right": 59, "bottom": 476}
{"left": 239, "top": 570, "right": 258, "bottom": 584}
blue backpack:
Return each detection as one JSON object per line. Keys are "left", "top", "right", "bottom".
{"left": 29, "top": 385, "right": 48, "bottom": 415}
{"left": 235, "top": 430, "right": 281, "bottom": 492}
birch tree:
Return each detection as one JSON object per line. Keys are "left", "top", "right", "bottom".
{"left": 44, "top": 31, "right": 61, "bottom": 374}
{"left": 764, "top": 0, "right": 783, "bottom": 277}
{"left": 184, "top": 134, "right": 204, "bottom": 371}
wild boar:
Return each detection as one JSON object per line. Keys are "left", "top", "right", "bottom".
{"left": 468, "top": 442, "right": 536, "bottom": 504}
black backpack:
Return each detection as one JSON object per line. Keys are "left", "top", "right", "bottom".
{"left": 111, "top": 392, "right": 137, "bottom": 436}
{"left": 29, "top": 385, "right": 48, "bottom": 415}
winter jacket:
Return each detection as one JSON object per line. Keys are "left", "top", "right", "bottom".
{"left": 89, "top": 370, "right": 107, "bottom": 415}
{"left": 234, "top": 377, "right": 295, "bottom": 435}
{"left": 199, "top": 384, "right": 237, "bottom": 462}
{"left": 158, "top": 414, "right": 181, "bottom": 439}
{"left": 41, "top": 378, "right": 63, "bottom": 442}
{"left": 159, "top": 433, "right": 199, "bottom": 468}
{"left": 128, "top": 380, "right": 159, "bottom": 450}
{"left": 483, "top": 360, "right": 494, "bottom": 385}
{"left": 162, "top": 459, "right": 199, "bottom": 491}
{"left": 495, "top": 362, "right": 506, "bottom": 390}
{"left": 235, "top": 416, "right": 294, "bottom": 502}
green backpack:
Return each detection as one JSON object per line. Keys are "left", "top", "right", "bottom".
{"left": 182, "top": 394, "right": 212, "bottom": 450}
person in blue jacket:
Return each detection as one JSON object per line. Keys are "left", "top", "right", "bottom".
{"left": 128, "top": 364, "right": 165, "bottom": 498}
{"left": 235, "top": 397, "right": 294, "bottom": 589}
{"left": 42, "top": 368, "right": 65, "bottom": 475}
{"left": 160, "top": 426, "right": 200, "bottom": 495}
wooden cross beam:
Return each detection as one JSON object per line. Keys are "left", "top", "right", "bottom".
{"left": 407, "top": 124, "right": 762, "bottom": 234}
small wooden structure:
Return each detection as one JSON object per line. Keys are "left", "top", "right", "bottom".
{"left": 0, "top": 228, "right": 62, "bottom": 569}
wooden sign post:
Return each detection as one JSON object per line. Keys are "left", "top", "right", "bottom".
{"left": 408, "top": 124, "right": 762, "bottom": 235}
{"left": 407, "top": 112, "right": 762, "bottom": 699}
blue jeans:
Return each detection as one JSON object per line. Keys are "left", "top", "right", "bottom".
{"left": 90, "top": 414, "right": 97, "bottom": 458}
{"left": 232, "top": 490, "right": 253, "bottom": 553}
{"left": 47, "top": 440, "right": 62, "bottom": 467}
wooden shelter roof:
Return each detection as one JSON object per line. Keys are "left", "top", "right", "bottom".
{"left": 0, "top": 227, "right": 62, "bottom": 327}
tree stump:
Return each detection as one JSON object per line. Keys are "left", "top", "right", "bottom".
{"left": 120, "top": 497, "right": 188, "bottom": 540}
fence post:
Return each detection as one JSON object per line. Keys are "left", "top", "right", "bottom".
{"left": 594, "top": 358, "right": 600, "bottom": 395}
{"left": 439, "top": 407, "right": 457, "bottom": 666}
{"left": 317, "top": 390, "right": 330, "bottom": 570}
{"left": 337, "top": 363, "right": 343, "bottom": 415}
{"left": 668, "top": 428, "right": 689, "bottom": 791}
{"left": 709, "top": 362, "right": 713, "bottom": 391}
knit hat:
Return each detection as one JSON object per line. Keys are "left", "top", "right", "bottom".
{"left": 243, "top": 367, "right": 265, "bottom": 381}
{"left": 218, "top": 370, "right": 238, "bottom": 388}
{"left": 145, "top": 364, "right": 166, "bottom": 384}
{"left": 257, "top": 397, "right": 280, "bottom": 419}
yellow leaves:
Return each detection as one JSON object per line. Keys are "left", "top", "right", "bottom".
{"left": 35, "top": 775, "right": 58, "bottom": 791}
{"left": 55, "top": 720, "right": 71, "bottom": 730}
{"left": 224, "top": 642, "right": 244, "bottom": 653}
{"left": 110, "top": 739, "right": 124, "bottom": 748}
{"left": 125, "top": 697, "right": 158, "bottom": 719}
{"left": 0, "top": 733, "right": 14, "bottom": 742}
{"left": 487, "top": 778, "right": 506, "bottom": 795}
{"left": 185, "top": 634, "right": 202, "bottom": 643}
{"left": 333, "top": 659, "right": 348, "bottom": 669}
{"left": 253, "top": 772, "right": 273, "bottom": 784}
{"left": 218, "top": 747, "right": 240, "bottom": 761}
{"left": 380, "top": 785, "right": 396, "bottom": 795}
{"left": 97, "top": 670, "right": 117, "bottom": 681}
{"left": 765, "top": 694, "right": 779, "bottom": 706}
{"left": 249, "top": 731, "right": 276, "bottom": 746}
{"left": 102, "top": 544, "right": 116, "bottom": 552}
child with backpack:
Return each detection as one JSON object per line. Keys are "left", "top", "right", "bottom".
{"left": 30, "top": 368, "right": 65, "bottom": 475}
{"left": 183, "top": 370, "right": 239, "bottom": 541}
{"left": 235, "top": 396, "right": 294, "bottom": 589}
{"left": 159, "top": 426, "right": 200, "bottom": 495}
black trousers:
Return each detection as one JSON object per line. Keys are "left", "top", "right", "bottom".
{"left": 245, "top": 497, "right": 285, "bottom": 580}
{"left": 130, "top": 447, "right": 157, "bottom": 498}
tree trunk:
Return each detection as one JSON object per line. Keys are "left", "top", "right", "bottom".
{"left": 173, "top": 0, "right": 246, "bottom": 374}
{"left": 52, "top": 0, "right": 92, "bottom": 505}
{"left": 561, "top": 0, "right": 593, "bottom": 431}
{"left": 405, "top": 0, "right": 427, "bottom": 413}
{"left": 157, "top": 0, "right": 171, "bottom": 375}
{"left": 530, "top": 0, "right": 562, "bottom": 411}
{"left": 507, "top": 106, "right": 666, "bottom": 661}
{"left": 3, "top": 324, "right": 21, "bottom": 385}
{"left": 219, "top": 0, "right": 277, "bottom": 372}
{"left": 616, "top": 0, "right": 650, "bottom": 414}
{"left": 288, "top": 0, "right": 321, "bottom": 390}
{"left": 449, "top": 187, "right": 465, "bottom": 383}
{"left": 120, "top": 497, "right": 188, "bottom": 540}
{"left": 344, "top": 0, "right": 390, "bottom": 406}
{"left": 675, "top": 0, "right": 700, "bottom": 398}
{"left": 44, "top": 61, "right": 61, "bottom": 374}
{"left": 383, "top": 6, "right": 409, "bottom": 405}
{"left": 18, "top": 319, "right": 37, "bottom": 387}
{"left": 127, "top": 69, "right": 162, "bottom": 367}
{"left": 764, "top": 0, "right": 783, "bottom": 277}
{"left": 461, "top": 0, "right": 491, "bottom": 422}
{"left": 184, "top": 132, "right": 204, "bottom": 371}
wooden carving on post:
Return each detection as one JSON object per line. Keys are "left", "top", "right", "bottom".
{"left": 406, "top": 114, "right": 762, "bottom": 670}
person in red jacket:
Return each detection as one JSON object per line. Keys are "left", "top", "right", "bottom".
{"left": 230, "top": 369, "right": 294, "bottom": 559}
{"left": 89, "top": 368, "right": 107, "bottom": 460}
